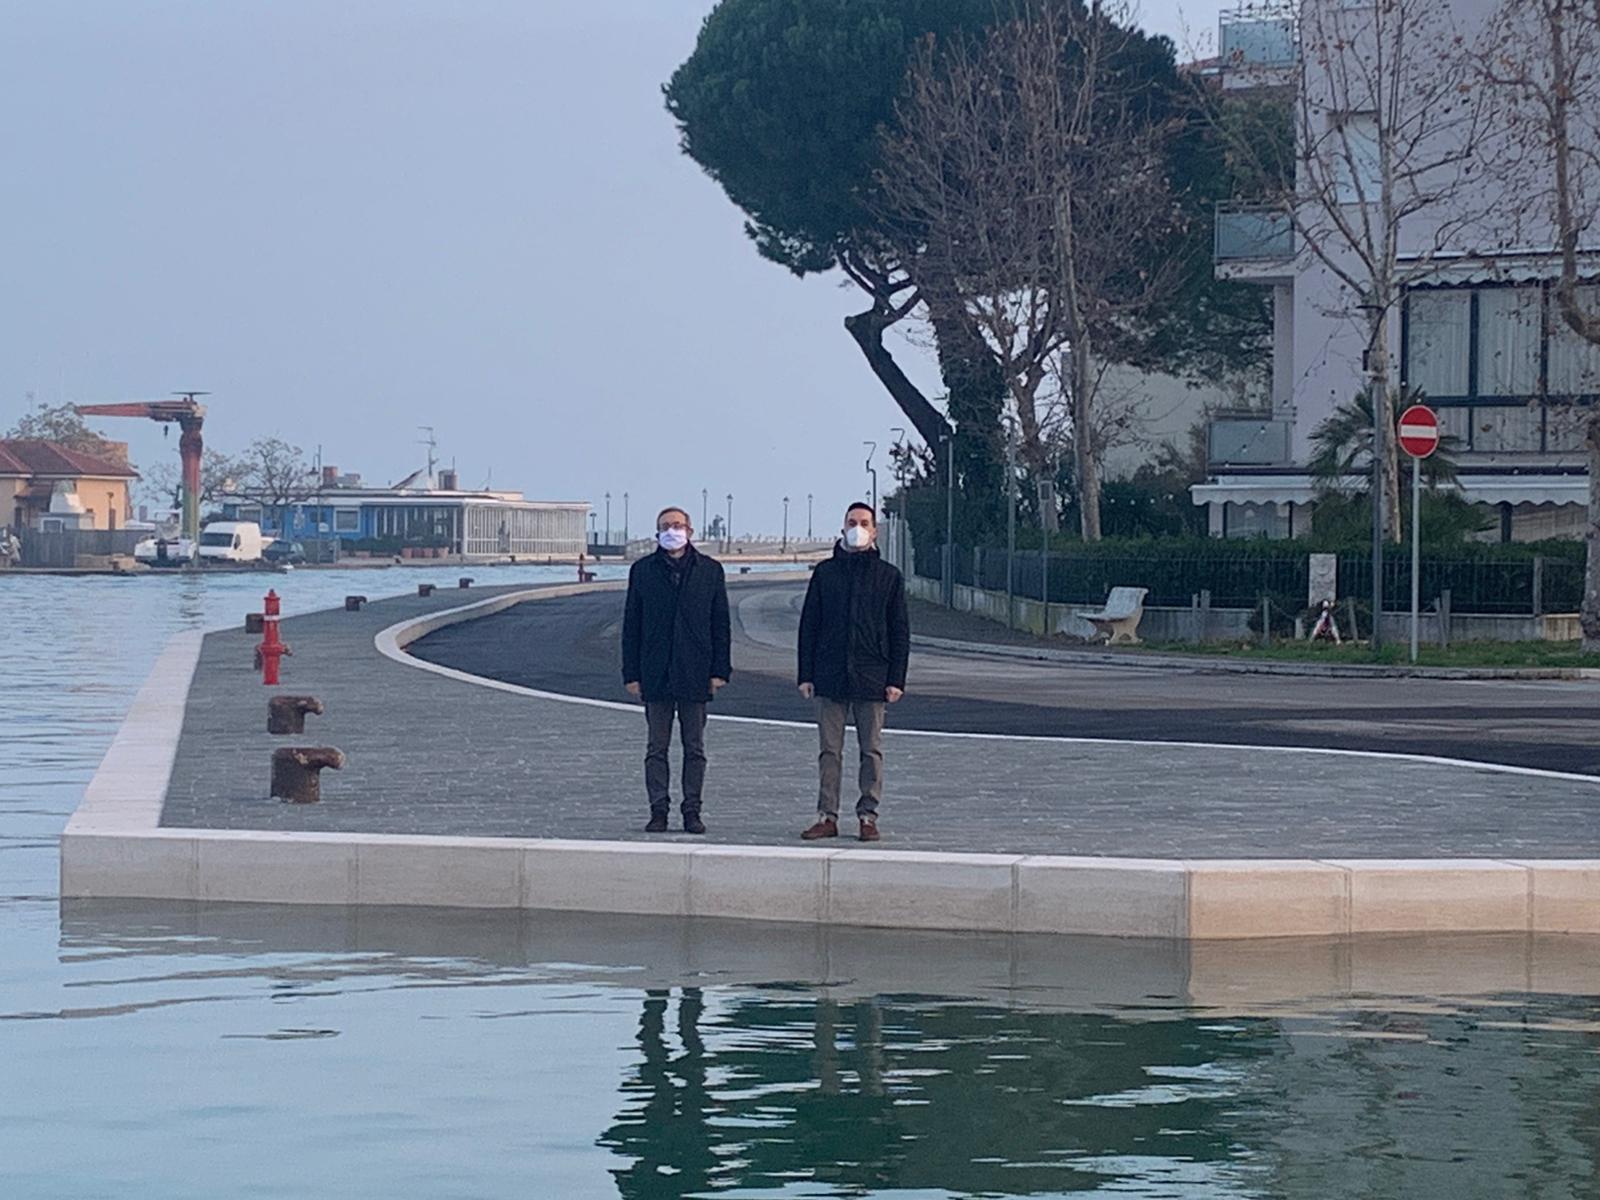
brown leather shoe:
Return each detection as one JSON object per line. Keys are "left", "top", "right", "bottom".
{"left": 800, "top": 817, "right": 838, "bottom": 840}
{"left": 858, "top": 818, "right": 880, "bottom": 842}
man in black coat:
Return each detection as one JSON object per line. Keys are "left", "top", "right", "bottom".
{"left": 796, "top": 502, "right": 910, "bottom": 842}
{"left": 622, "top": 506, "right": 731, "bottom": 834}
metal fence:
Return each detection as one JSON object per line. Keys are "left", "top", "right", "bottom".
{"left": 919, "top": 545, "right": 1585, "bottom": 615}
{"left": 19, "top": 529, "right": 143, "bottom": 568}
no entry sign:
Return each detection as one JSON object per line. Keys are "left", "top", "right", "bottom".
{"left": 1397, "top": 404, "right": 1439, "bottom": 459}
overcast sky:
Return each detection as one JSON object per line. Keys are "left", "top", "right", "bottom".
{"left": 1, "top": 0, "right": 1223, "bottom": 538}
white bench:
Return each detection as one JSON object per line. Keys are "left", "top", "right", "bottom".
{"left": 1080, "top": 586, "right": 1148, "bottom": 644}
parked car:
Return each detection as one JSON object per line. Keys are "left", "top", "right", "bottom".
{"left": 197, "top": 521, "right": 266, "bottom": 564}
{"left": 133, "top": 535, "right": 195, "bottom": 566}
{"left": 262, "top": 538, "right": 306, "bottom": 566}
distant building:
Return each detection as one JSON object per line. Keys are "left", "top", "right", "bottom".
{"left": 0, "top": 439, "right": 139, "bottom": 532}
{"left": 218, "top": 465, "right": 589, "bottom": 559}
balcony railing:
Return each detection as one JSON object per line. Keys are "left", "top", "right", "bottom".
{"left": 1219, "top": 13, "right": 1298, "bottom": 70}
{"left": 1208, "top": 413, "right": 1293, "bottom": 466}
{"left": 1215, "top": 204, "right": 1294, "bottom": 263}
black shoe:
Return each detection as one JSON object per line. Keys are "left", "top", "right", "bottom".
{"left": 683, "top": 812, "right": 706, "bottom": 835}
{"left": 645, "top": 811, "right": 669, "bottom": 833}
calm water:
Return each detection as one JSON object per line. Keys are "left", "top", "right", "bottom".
{"left": 3, "top": 567, "right": 1599, "bottom": 1199}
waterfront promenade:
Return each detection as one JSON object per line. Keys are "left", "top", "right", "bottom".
{"left": 62, "top": 577, "right": 1600, "bottom": 939}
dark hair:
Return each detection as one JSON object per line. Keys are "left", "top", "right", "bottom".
{"left": 845, "top": 502, "right": 876, "bottom": 523}
{"left": 656, "top": 507, "right": 691, "bottom": 526}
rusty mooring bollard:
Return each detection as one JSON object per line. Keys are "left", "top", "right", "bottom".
{"left": 345, "top": 595, "right": 366, "bottom": 611}
{"left": 418, "top": 583, "right": 435, "bottom": 597}
{"left": 267, "top": 694, "right": 324, "bottom": 735}
{"left": 458, "top": 577, "right": 474, "bottom": 588}
{"left": 245, "top": 612, "right": 265, "bottom": 634}
{"left": 271, "top": 746, "right": 345, "bottom": 803}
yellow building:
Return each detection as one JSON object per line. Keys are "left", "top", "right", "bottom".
{"left": 0, "top": 440, "right": 139, "bottom": 533}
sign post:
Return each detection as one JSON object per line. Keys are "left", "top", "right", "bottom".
{"left": 1397, "top": 404, "right": 1440, "bottom": 662}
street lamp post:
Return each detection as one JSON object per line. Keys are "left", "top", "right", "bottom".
{"left": 701, "top": 488, "right": 708, "bottom": 534}
{"left": 782, "top": 496, "right": 790, "bottom": 553}
{"left": 604, "top": 492, "right": 611, "bottom": 551}
{"left": 863, "top": 441, "right": 878, "bottom": 515}
{"left": 806, "top": 493, "right": 813, "bottom": 539}
{"left": 623, "top": 491, "right": 629, "bottom": 547}
{"left": 1005, "top": 418, "right": 1018, "bottom": 630}
{"left": 890, "top": 426, "right": 907, "bottom": 574}
{"left": 725, "top": 494, "right": 734, "bottom": 553}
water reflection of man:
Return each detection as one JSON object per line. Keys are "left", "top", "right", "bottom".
{"left": 601, "top": 988, "right": 717, "bottom": 1198}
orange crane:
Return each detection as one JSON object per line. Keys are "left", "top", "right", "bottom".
{"left": 75, "top": 392, "right": 208, "bottom": 551}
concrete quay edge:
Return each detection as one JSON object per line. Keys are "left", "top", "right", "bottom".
{"left": 58, "top": 583, "right": 1600, "bottom": 940}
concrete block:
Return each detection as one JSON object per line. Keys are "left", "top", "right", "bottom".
{"left": 60, "top": 831, "right": 197, "bottom": 900}
{"left": 1508, "top": 860, "right": 1600, "bottom": 934}
{"left": 1186, "top": 860, "right": 1349, "bottom": 939}
{"left": 1328, "top": 859, "right": 1531, "bottom": 934}
{"left": 828, "top": 850, "right": 1019, "bottom": 932}
{"left": 1015, "top": 856, "right": 1186, "bottom": 938}
{"left": 523, "top": 839, "right": 693, "bottom": 916}
{"left": 197, "top": 833, "right": 357, "bottom": 905}
{"left": 356, "top": 837, "right": 522, "bottom": 908}
{"left": 688, "top": 845, "right": 829, "bottom": 924}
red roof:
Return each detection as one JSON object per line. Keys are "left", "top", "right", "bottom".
{"left": 0, "top": 439, "right": 139, "bottom": 479}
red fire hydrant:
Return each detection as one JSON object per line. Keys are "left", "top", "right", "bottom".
{"left": 257, "top": 588, "right": 291, "bottom": 685}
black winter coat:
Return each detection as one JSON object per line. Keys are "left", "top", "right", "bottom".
{"left": 621, "top": 546, "right": 732, "bottom": 703}
{"left": 797, "top": 544, "right": 910, "bottom": 702}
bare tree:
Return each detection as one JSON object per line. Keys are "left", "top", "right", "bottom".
{"left": 878, "top": 0, "right": 1187, "bottom": 539}
{"left": 232, "top": 437, "right": 316, "bottom": 528}
{"left": 140, "top": 448, "right": 244, "bottom": 513}
{"left": 1207, "top": 0, "right": 1490, "bottom": 541}
{"left": 1475, "top": 0, "right": 1600, "bottom": 649}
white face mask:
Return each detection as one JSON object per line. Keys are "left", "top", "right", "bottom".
{"left": 657, "top": 528, "right": 689, "bottom": 552}
{"left": 843, "top": 524, "right": 872, "bottom": 549}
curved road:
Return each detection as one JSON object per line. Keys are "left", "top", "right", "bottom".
{"left": 409, "top": 581, "right": 1600, "bottom": 777}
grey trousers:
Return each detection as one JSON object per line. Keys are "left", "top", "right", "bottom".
{"left": 644, "top": 700, "right": 708, "bottom": 814}
{"left": 815, "top": 697, "right": 885, "bottom": 819}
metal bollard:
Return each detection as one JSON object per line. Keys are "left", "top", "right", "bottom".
{"left": 418, "top": 583, "right": 435, "bottom": 597}
{"left": 344, "top": 595, "right": 366, "bottom": 612}
{"left": 458, "top": 577, "right": 474, "bottom": 588}
{"left": 270, "top": 746, "right": 345, "bottom": 803}
{"left": 268, "top": 695, "right": 324, "bottom": 735}
{"left": 245, "top": 612, "right": 265, "bottom": 634}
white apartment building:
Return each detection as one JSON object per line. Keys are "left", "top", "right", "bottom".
{"left": 1193, "top": 0, "right": 1600, "bottom": 541}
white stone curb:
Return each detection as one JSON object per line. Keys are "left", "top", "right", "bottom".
{"left": 59, "top": 585, "right": 1600, "bottom": 940}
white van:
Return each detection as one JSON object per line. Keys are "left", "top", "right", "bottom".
{"left": 197, "top": 521, "right": 266, "bottom": 564}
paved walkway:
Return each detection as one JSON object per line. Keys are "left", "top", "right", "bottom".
{"left": 157, "top": 583, "right": 1600, "bottom": 858}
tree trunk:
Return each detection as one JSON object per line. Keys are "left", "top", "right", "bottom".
{"left": 1584, "top": 410, "right": 1600, "bottom": 653}
{"left": 1072, "top": 338, "right": 1102, "bottom": 542}
{"left": 927, "top": 302, "right": 1006, "bottom": 518}
{"left": 844, "top": 305, "right": 950, "bottom": 448}
{"left": 1366, "top": 319, "right": 1403, "bottom": 543}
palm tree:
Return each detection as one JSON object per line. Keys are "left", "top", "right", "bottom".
{"left": 1309, "top": 389, "right": 1459, "bottom": 493}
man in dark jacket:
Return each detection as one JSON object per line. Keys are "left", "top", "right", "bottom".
{"left": 622, "top": 506, "right": 731, "bottom": 834}
{"left": 796, "top": 502, "right": 910, "bottom": 842}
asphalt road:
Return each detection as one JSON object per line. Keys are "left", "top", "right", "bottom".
{"left": 409, "top": 581, "right": 1600, "bottom": 777}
